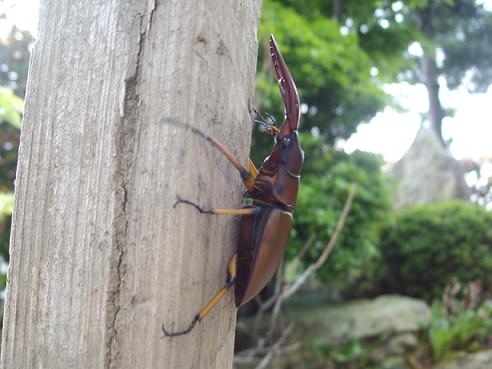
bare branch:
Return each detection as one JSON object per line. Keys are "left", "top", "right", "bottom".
{"left": 254, "top": 323, "right": 295, "bottom": 369}
{"left": 295, "top": 233, "right": 316, "bottom": 260}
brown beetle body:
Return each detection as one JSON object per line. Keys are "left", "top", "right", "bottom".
{"left": 235, "top": 206, "right": 293, "bottom": 306}
{"left": 162, "top": 34, "right": 303, "bottom": 337}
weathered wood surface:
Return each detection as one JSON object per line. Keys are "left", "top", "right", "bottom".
{"left": 0, "top": 1, "right": 262, "bottom": 368}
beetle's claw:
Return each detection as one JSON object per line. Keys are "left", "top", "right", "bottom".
{"left": 269, "top": 34, "right": 300, "bottom": 138}
{"left": 173, "top": 196, "right": 212, "bottom": 214}
{"left": 173, "top": 195, "right": 183, "bottom": 208}
{"left": 161, "top": 317, "right": 199, "bottom": 338}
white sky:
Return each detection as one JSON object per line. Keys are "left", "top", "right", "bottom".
{"left": 0, "top": 0, "right": 39, "bottom": 34}
{"left": 1, "top": 0, "right": 491, "bottom": 164}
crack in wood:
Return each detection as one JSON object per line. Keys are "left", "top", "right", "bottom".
{"left": 105, "top": 6, "right": 155, "bottom": 369}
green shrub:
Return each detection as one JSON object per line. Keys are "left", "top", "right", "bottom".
{"left": 377, "top": 201, "right": 492, "bottom": 300}
{"left": 313, "top": 334, "right": 391, "bottom": 369}
{"left": 429, "top": 301, "right": 492, "bottom": 361}
{"left": 0, "top": 192, "right": 13, "bottom": 263}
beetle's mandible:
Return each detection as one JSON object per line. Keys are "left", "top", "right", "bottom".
{"left": 162, "top": 34, "right": 304, "bottom": 337}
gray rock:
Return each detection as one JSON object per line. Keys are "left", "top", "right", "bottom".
{"left": 387, "top": 332, "right": 419, "bottom": 353}
{"left": 392, "top": 126, "right": 469, "bottom": 209}
{"left": 285, "top": 295, "right": 431, "bottom": 343}
{"left": 380, "top": 356, "right": 411, "bottom": 369}
{"left": 433, "top": 350, "right": 492, "bottom": 369}
{"left": 369, "top": 332, "right": 419, "bottom": 360}
{"left": 236, "top": 295, "right": 431, "bottom": 369}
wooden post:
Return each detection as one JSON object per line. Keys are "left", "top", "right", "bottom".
{"left": 0, "top": 1, "right": 262, "bottom": 368}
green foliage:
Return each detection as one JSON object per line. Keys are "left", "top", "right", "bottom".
{"left": 313, "top": 334, "right": 390, "bottom": 369}
{"left": 256, "top": 0, "right": 387, "bottom": 145}
{"left": 429, "top": 301, "right": 492, "bottom": 361}
{"left": 287, "top": 133, "right": 390, "bottom": 286}
{"left": 441, "top": 7, "right": 492, "bottom": 92}
{"left": 0, "top": 87, "right": 23, "bottom": 129}
{"left": 0, "top": 25, "right": 33, "bottom": 97}
{"left": 0, "top": 87, "right": 23, "bottom": 191}
{"left": 406, "top": 0, "right": 492, "bottom": 93}
{"left": 377, "top": 201, "right": 492, "bottom": 300}
{"left": 273, "top": 0, "right": 419, "bottom": 81}
{"left": 0, "top": 192, "right": 13, "bottom": 262}
{"left": 314, "top": 338, "right": 368, "bottom": 367}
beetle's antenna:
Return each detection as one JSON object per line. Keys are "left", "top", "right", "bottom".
{"left": 251, "top": 107, "right": 269, "bottom": 130}
{"left": 161, "top": 117, "right": 209, "bottom": 140}
{"left": 264, "top": 112, "right": 277, "bottom": 126}
{"left": 251, "top": 107, "right": 279, "bottom": 135}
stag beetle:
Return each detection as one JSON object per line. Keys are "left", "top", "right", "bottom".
{"left": 162, "top": 34, "right": 303, "bottom": 337}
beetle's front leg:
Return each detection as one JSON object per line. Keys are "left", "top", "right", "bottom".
{"left": 161, "top": 117, "right": 256, "bottom": 191}
{"left": 174, "top": 196, "right": 260, "bottom": 216}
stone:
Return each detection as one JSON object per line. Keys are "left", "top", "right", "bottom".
{"left": 391, "top": 126, "right": 469, "bottom": 209}
{"left": 235, "top": 295, "right": 431, "bottom": 369}
{"left": 433, "top": 350, "right": 492, "bottom": 369}
{"left": 284, "top": 295, "right": 431, "bottom": 343}
{"left": 369, "top": 332, "right": 419, "bottom": 361}
{"left": 380, "top": 356, "right": 411, "bottom": 369}
{"left": 387, "top": 333, "right": 419, "bottom": 353}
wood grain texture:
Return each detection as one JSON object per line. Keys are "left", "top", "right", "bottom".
{"left": 0, "top": 1, "right": 262, "bottom": 368}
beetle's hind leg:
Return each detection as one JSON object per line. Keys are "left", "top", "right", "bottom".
{"left": 162, "top": 255, "right": 237, "bottom": 337}
{"left": 174, "top": 195, "right": 260, "bottom": 216}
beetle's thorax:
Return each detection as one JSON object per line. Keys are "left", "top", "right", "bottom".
{"left": 249, "top": 131, "right": 304, "bottom": 211}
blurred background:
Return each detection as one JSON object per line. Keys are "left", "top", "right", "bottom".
{"left": 1, "top": 1, "right": 491, "bottom": 368}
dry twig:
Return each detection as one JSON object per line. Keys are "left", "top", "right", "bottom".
{"left": 254, "top": 323, "right": 295, "bottom": 369}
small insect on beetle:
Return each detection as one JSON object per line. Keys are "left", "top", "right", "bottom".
{"left": 162, "top": 34, "right": 303, "bottom": 337}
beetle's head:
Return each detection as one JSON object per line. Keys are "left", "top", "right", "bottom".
{"left": 258, "top": 130, "right": 304, "bottom": 209}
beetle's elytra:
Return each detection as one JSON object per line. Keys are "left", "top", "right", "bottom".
{"left": 235, "top": 207, "right": 293, "bottom": 306}
{"left": 162, "top": 34, "right": 303, "bottom": 337}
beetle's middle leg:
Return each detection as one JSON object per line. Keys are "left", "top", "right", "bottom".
{"left": 174, "top": 196, "right": 260, "bottom": 216}
{"left": 162, "top": 254, "right": 237, "bottom": 337}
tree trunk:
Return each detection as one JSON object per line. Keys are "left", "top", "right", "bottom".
{"left": 414, "top": 7, "right": 445, "bottom": 146}
{"left": 333, "top": 0, "right": 342, "bottom": 21}
{"left": 0, "top": 1, "right": 262, "bottom": 369}
{"left": 421, "top": 52, "right": 445, "bottom": 146}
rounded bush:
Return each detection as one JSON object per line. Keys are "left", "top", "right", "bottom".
{"left": 377, "top": 201, "right": 492, "bottom": 300}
